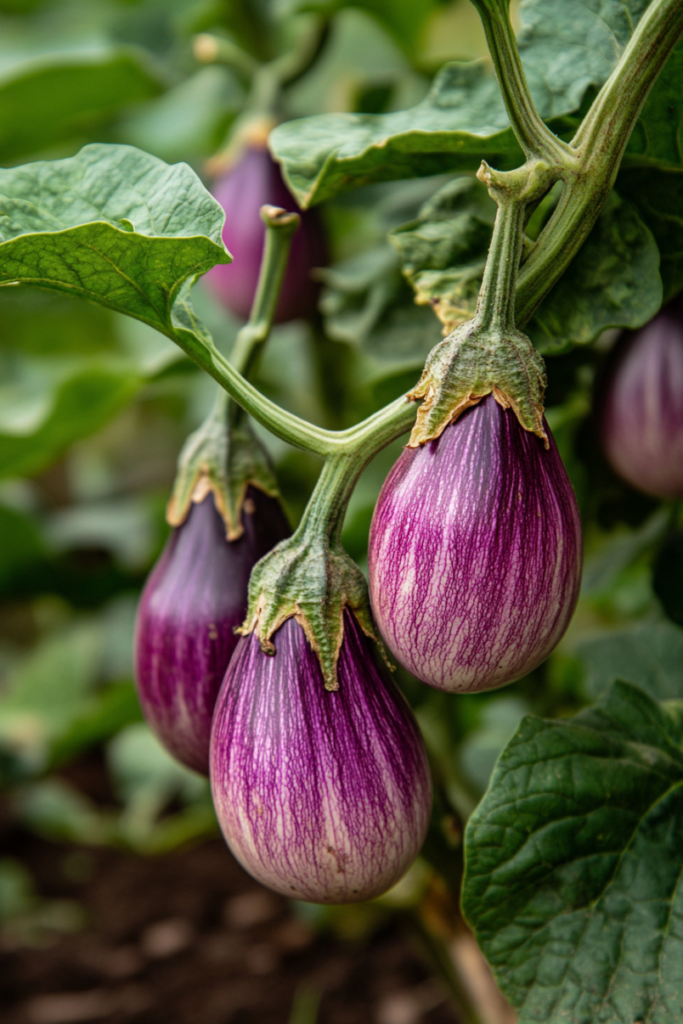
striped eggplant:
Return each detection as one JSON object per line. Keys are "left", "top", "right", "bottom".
{"left": 599, "top": 297, "right": 683, "bottom": 499}
{"left": 205, "top": 144, "right": 326, "bottom": 323}
{"left": 368, "top": 395, "right": 582, "bottom": 693}
{"left": 135, "top": 489, "right": 289, "bottom": 775}
{"left": 210, "top": 611, "right": 432, "bottom": 903}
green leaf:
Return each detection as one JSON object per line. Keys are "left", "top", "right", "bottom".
{"left": 0, "top": 143, "right": 230, "bottom": 334}
{"left": 283, "top": 0, "right": 440, "bottom": 58}
{"left": 0, "top": 366, "right": 141, "bottom": 479}
{"left": 577, "top": 621, "right": 683, "bottom": 701}
{"left": 617, "top": 167, "right": 683, "bottom": 301}
{"left": 0, "top": 503, "right": 45, "bottom": 587}
{"left": 390, "top": 179, "right": 662, "bottom": 354}
{"left": 462, "top": 680, "right": 683, "bottom": 1024}
{"left": 528, "top": 191, "right": 662, "bottom": 354}
{"left": 389, "top": 176, "right": 496, "bottom": 333}
{"left": 270, "top": 0, "right": 659, "bottom": 207}
{"left": 623, "top": 39, "right": 683, "bottom": 171}
{"left": 0, "top": 52, "right": 163, "bottom": 162}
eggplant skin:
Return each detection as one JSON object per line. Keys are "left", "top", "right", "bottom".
{"left": 135, "top": 489, "right": 289, "bottom": 775}
{"left": 369, "top": 395, "right": 582, "bottom": 693}
{"left": 204, "top": 145, "right": 327, "bottom": 323}
{"left": 600, "top": 298, "right": 683, "bottom": 500}
{"left": 210, "top": 612, "right": 432, "bottom": 904}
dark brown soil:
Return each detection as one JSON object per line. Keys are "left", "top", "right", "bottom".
{"left": 0, "top": 826, "right": 460, "bottom": 1024}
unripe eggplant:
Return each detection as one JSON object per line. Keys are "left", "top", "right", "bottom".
{"left": 599, "top": 298, "right": 683, "bottom": 499}
{"left": 204, "top": 144, "right": 326, "bottom": 322}
{"left": 135, "top": 488, "right": 290, "bottom": 775}
{"left": 368, "top": 395, "right": 582, "bottom": 693}
{"left": 210, "top": 611, "right": 431, "bottom": 903}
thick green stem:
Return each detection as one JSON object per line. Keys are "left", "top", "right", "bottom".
{"left": 469, "top": 0, "right": 569, "bottom": 164}
{"left": 229, "top": 205, "right": 300, "bottom": 378}
{"left": 473, "top": 193, "right": 526, "bottom": 334}
{"left": 515, "top": 0, "right": 683, "bottom": 325}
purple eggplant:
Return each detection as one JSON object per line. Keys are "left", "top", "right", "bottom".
{"left": 210, "top": 611, "right": 431, "bottom": 903}
{"left": 368, "top": 395, "right": 582, "bottom": 693}
{"left": 599, "top": 298, "right": 683, "bottom": 499}
{"left": 204, "top": 144, "right": 326, "bottom": 323}
{"left": 135, "top": 488, "right": 290, "bottom": 775}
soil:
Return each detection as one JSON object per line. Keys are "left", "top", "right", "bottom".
{"left": 0, "top": 822, "right": 461, "bottom": 1024}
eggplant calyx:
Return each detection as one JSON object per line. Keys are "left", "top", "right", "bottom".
{"left": 407, "top": 318, "right": 547, "bottom": 448}
{"left": 238, "top": 533, "right": 388, "bottom": 691}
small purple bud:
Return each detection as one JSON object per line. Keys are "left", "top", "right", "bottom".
{"left": 135, "top": 488, "right": 290, "bottom": 775}
{"left": 368, "top": 395, "right": 582, "bottom": 693}
{"left": 210, "top": 612, "right": 432, "bottom": 904}
{"left": 599, "top": 298, "right": 683, "bottom": 499}
{"left": 204, "top": 145, "right": 327, "bottom": 323}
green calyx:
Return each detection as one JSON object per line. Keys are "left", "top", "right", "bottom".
{"left": 167, "top": 389, "right": 280, "bottom": 541}
{"left": 238, "top": 452, "right": 391, "bottom": 691}
{"left": 407, "top": 162, "right": 552, "bottom": 448}
{"left": 238, "top": 533, "right": 385, "bottom": 692}
{"left": 407, "top": 317, "right": 547, "bottom": 447}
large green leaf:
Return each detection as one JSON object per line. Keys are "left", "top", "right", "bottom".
{"left": 0, "top": 143, "right": 230, "bottom": 330}
{"left": 0, "top": 52, "right": 163, "bottom": 162}
{"left": 270, "top": 0, "right": 665, "bottom": 207}
{"left": 462, "top": 680, "right": 683, "bottom": 1024}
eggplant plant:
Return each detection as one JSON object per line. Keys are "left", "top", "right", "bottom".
{"left": 1, "top": 0, "right": 683, "bottom": 1021}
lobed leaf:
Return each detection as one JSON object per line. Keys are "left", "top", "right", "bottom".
{"left": 462, "top": 680, "right": 683, "bottom": 1024}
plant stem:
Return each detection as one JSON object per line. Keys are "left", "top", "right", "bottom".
{"left": 469, "top": 0, "right": 569, "bottom": 164}
{"left": 229, "top": 205, "right": 300, "bottom": 378}
{"left": 515, "top": 0, "right": 683, "bottom": 325}
{"left": 473, "top": 193, "right": 526, "bottom": 334}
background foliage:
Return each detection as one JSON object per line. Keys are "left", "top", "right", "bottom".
{"left": 0, "top": 1, "right": 682, "bottom": 1022}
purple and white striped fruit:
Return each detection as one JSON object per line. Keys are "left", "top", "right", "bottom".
{"left": 210, "top": 611, "right": 431, "bottom": 903}
{"left": 204, "top": 144, "right": 326, "bottom": 323}
{"left": 135, "top": 488, "right": 289, "bottom": 775}
{"left": 368, "top": 395, "right": 582, "bottom": 693}
{"left": 599, "top": 298, "right": 683, "bottom": 499}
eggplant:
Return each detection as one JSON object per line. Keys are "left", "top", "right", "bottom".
{"left": 368, "top": 395, "right": 582, "bottom": 693}
{"left": 210, "top": 611, "right": 431, "bottom": 903}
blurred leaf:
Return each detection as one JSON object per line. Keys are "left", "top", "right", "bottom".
{"left": 581, "top": 509, "right": 670, "bottom": 599}
{"left": 50, "top": 681, "right": 143, "bottom": 769}
{"left": 0, "top": 51, "right": 163, "bottom": 162}
{"left": 108, "top": 723, "right": 209, "bottom": 847}
{"left": 0, "top": 367, "right": 141, "bottom": 480}
{"left": 119, "top": 65, "right": 243, "bottom": 162}
{"left": 15, "top": 778, "right": 111, "bottom": 844}
{"left": 463, "top": 681, "right": 683, "bottom": 1024}
{"left": 617, "top": 167, "right": 683, "bottom": 302}
{"left": 270, "top": 0, "right": 666, "bottom": 207}
{"left": 577, "top": 621, "right": 683, "bottom": 701}
{"left": 459, "top": 696, "right": 530, "bottom": 796}
{"left": 653, "top": 531, "right": 683, "bottom": 628}
{"left": 284, "top": 0, "right": 439, "bottom": 58}
{"left": 0, "top": 503, "right": 45, "bottom": 588}
{"left": 0, "top": 858, "right": 36, "bottom": 921}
